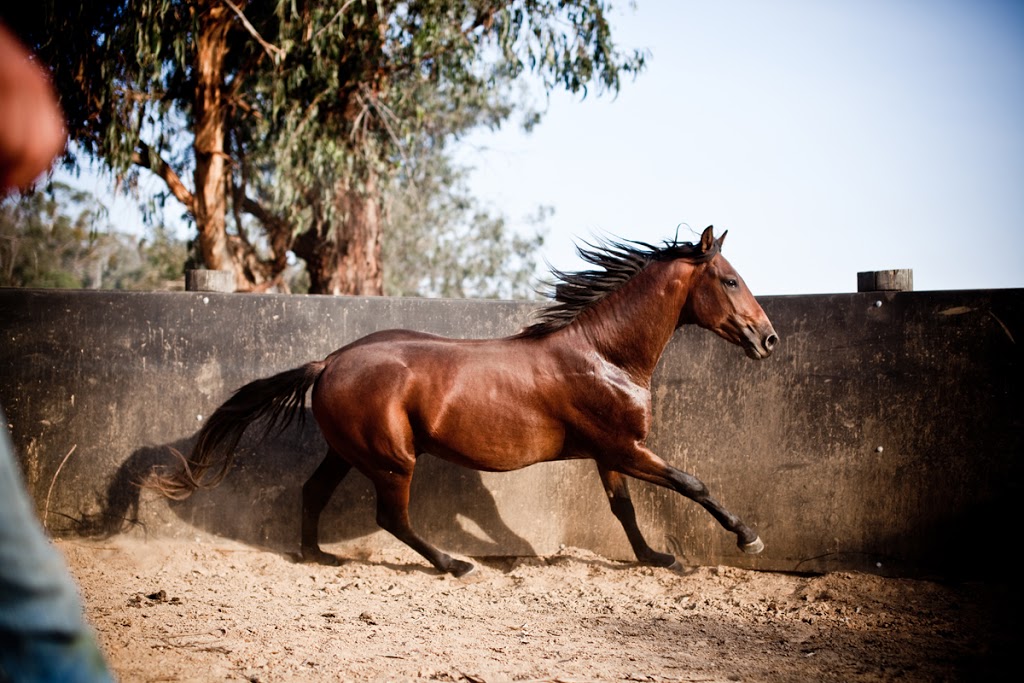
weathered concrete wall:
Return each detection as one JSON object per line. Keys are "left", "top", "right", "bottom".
{"left": 1, "top": 288, "right": 1020, "bottom": 579}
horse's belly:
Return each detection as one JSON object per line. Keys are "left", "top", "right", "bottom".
{"left": 417, "top": 406, "right": 566, "bottom": 472}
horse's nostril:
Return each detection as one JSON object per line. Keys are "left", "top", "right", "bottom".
{"left": 765, "top": 333, "right": 779, "bottom": 350}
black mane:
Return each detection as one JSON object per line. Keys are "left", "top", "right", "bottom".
{"left": 515, "top": 234, "right": 720, "bottom": 338}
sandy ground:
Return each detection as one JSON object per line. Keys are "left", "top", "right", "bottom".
{"left": 58, "top": 537, "right": 1012, "bottom": 683}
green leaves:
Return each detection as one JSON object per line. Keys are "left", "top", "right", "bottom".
{"left": 12, "top": 0, "right": 644, "bottom": 293}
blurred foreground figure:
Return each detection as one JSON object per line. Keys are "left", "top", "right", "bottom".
{"left": 0, "top": 409, "right": 113, "bottom": 681}
{"left": 0, "top": 24, "right": 66, "bottom": 192}
{"left": 0, "top": 22, "right": 113, "bottom": 682}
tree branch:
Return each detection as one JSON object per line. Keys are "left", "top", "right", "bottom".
{"left": 131, "top": 142, "right": 195, "bottom": 214}
{"left": 237, "top": 191, "right": 292, "bottom": 271}
{"left": 222, "top": 0, "right": 285, "bottom": 63}
{"left": 314, "top": 0, "right": 357, "bottom": 41}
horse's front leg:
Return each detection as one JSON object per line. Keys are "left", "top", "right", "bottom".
{"left": 613, "top": 446, "right": 764, "bottom": 555}
{"left": 596, "top": 464, "right": 678, "bottom": 569}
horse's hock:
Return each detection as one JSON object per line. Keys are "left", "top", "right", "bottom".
{"left": 0, "top": 287, "right": 1020, "bottom": 579}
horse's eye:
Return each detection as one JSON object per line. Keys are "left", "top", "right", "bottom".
{"left": 724, "top": 278, "right": 738, "bottom": 289}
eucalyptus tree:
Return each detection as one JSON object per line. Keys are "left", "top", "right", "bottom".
{"left": 5, "top": 1, "right": 644, "bottom": 293}
{"left": 383, "top": 146, "right": 547, "bottom": 299}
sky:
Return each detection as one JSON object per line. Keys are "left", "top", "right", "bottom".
{"left": 454, "top": 0, "right": 1024, "bottom": 295}
{"left": 63, "top": 0, "right": 1024, "bottom": 297}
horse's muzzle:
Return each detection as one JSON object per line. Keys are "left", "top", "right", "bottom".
{"left": 743, "top": 325, "right": 779, "bottom": 360}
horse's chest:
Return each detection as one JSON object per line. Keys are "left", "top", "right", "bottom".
{"left": 581, "top": 358, "right": 652, "bottom": 436}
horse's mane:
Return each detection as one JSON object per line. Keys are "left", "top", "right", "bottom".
{"left": 515, "top": 233, "right": 720, "bottom": 339}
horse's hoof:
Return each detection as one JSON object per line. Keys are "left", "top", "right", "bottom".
{"left": 449, "top": 559, "right": 476, "bottom": 578}
{"left": 740, "top": 536, "right": 765, "bottom": 555}
{"left": 642, "top": 551, "right": 677, "bottom": 569}
{"left": 665, "top": 559, "right": 686, "bottom": 574}
{"left": 298, "top": 548, "right": 343, "bottom": 566}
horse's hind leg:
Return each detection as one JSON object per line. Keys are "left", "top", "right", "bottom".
{"left": 617, "top": 447, "right": 764, "bottom": 555}
{"left": 371, "top": 472, "right": 475, "bottom": 577}
{"left": 597, "top": 465, "right": 678, "bottom": 569}
{"left": 298, "top": 449, "right": 351, "bottom": 565}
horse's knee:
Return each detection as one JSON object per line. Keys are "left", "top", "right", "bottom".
{"left": 670, "top": 469, "right": 708, "bottom": 498}
{"left": 608, "top": 495, "right": 637, "bottom": 520}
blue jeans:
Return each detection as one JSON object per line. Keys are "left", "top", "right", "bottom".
{"left": 0, "top": 406, "right": 113, "bottom": 682}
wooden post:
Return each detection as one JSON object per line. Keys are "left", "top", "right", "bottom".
{"left": 185, "top": 269, "right": 236, "bottom": 293}
{"left": 857, "top": 269, "right": 913, "bottom": 292}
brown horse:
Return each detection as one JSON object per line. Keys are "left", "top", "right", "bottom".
{"left": 152, "top": 226, "right": 778, "bottom": 576}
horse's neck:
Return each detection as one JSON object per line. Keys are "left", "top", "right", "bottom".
{"left": 566, "top": 261, "right": 691, "bottom": 383}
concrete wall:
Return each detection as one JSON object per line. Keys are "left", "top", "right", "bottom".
{"left": 1, "top": 287, "right": 1020, "bottom": 579}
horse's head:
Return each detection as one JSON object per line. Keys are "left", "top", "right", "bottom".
{"left": 680, "top": 227, "right": 779, "bottom": 360}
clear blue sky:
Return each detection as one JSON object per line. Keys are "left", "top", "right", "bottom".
{"left": 456, "top": 0, "right": 1024, "bottom": 295}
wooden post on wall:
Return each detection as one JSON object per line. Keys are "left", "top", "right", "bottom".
{"left": 857, "top": 269, "right": 914, "bottom": 292}
{"left": 185, "top": 269, "right": 236, "bottom": 293}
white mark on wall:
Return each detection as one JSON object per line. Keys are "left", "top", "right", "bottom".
{"left": 195, "top": 358, "right": 225, "bottom": 401}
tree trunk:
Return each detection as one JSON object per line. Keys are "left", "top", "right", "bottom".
{"left": 295, "top": 173, "right": 384, "bottom": 295}
{"left": 192, "top": 1, "right": 239, "bottom": 286}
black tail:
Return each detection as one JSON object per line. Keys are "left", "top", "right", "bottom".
{"left": 148, "top": 361, "right": 326, "bottom": 500}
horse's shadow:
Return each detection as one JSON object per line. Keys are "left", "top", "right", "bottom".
{"left": 77, "top": 410, "right": 536, "bottom": 564}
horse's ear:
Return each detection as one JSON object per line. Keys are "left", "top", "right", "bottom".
{"left": 700, "top": 225, "right": 715, "bottom": 253}
{"left": 716, "top": 230, "right": 728, "bottom": 250}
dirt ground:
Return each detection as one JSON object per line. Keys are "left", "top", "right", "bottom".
{"left": 58, "top": 536, "right": 1011, "bottom": 683}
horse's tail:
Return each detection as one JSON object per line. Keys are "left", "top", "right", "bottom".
{"left": 147, "top": 361, "right": 327, "bottom": 500}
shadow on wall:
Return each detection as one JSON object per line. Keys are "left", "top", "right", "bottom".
{"left": 70, "top": 410, "right": 536, "bottom": 563}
